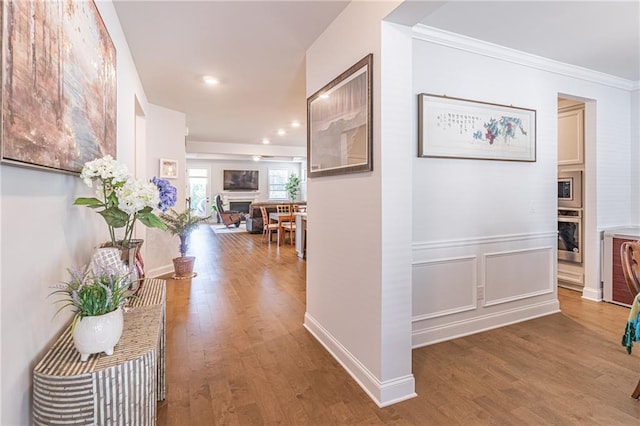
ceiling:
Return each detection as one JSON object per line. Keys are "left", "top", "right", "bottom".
{"left": 113, "top": 1, "right": 639, "bottom": 156}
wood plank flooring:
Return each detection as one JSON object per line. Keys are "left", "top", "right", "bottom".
{"left": 158, "top": 226, "right": 640, "bottom": 425}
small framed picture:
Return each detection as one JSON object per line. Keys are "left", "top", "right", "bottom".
{"left": 160, "top": 159, "right": 178, "bottom": 179}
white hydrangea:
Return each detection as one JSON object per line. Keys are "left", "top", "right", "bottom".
{"left": 80, "top": 155, "right": 129, "bottom": 188}
{"left": 116, "top": 179, "right": 161, "bottom": 215}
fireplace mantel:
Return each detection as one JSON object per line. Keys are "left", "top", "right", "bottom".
{"left": 220, "top": 191, "right": 260, "bottom": 205}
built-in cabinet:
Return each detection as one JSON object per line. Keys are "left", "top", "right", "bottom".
{"left": 603, "top": 228, "right": 640, "bottom": 306}
{"left": 558, "top": 106, "right": 584, "bottom": 165}
{"left": 557, "top": 100, "right": 585, "bottom": 290}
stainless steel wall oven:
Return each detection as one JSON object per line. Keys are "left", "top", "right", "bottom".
{"left": 558, "top": 208, "right": 582, "bottom": 263}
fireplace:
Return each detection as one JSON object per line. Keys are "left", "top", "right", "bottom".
{"left": 229, "top": 201, "right": 251, "bottom": 214}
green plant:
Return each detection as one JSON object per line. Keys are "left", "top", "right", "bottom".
{"left": 50, "top": 263, "right": 134, "bottom": 330}
{"left": 160, "top": 208, "right": 210, "bottom": 256}
{"left": 285, "top": 174, "right": 301, "bottom": 202}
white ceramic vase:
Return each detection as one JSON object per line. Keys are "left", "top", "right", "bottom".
{"left": 72, "top": 307, "right": 124, "bottom": 362}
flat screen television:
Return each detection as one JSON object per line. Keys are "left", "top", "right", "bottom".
{"left": 223, "top": 170, "right": 259, "bottom": 191}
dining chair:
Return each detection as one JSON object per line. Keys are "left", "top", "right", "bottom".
{"left": 275, "top": 204, "right": 295, "bottom": 244}
{"left": 620, "top": 240, "right": 640, "bottom": 398}
{"left": 281, "top": 218, "right": 296, "bottom": 245}
{"left": 259, "top": 207, "right": 278, "bottom": 244}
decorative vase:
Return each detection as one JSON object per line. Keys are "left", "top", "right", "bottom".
{"left": 72, "top": 307, "right": 124, "bottom": 362}
{"left": 172, "top": 256, "right": 196, "bottom": 279}
{"left": 101, "top": 239, "right": 145, "bottom": 294}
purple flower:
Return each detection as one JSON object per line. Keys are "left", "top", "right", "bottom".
{"left": 152, "top": 177, "right": 178, "bottom": 212}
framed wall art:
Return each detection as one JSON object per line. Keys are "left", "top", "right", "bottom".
{"left": 418, "top": 94, "right": 536, "bottom": 162}
{"left": 160, "top": 159, "right": 178, "bottom": 179}
{"left": 1, "top": 0, "right": 117, "bottom": 174}
{"left": 307, "top": 54, "right": 373, "bottom": 178}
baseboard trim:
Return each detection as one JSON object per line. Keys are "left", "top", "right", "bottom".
{"left": 303, "top": 313, "right": 417, "bottom": 407}
{"left": 581, "top": 286, "right": 602, "bottom": 302}
{"left": 412, "top": 300, "right": 560, "bottom": 348}
{"left": 147, "top": 264, "right": 174, "bottom": 279}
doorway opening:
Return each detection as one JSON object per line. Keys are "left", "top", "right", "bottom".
{"left": 188, "top": 167, "right": 210, "bottom": 217}
{"left": 557, "top": 97, "right": 585, "bottom": 292}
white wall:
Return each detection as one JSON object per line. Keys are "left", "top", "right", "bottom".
{"left": 145, "top": 104, "right": 187, "bottom": 276}
{"left": 631, "top": 88, "right": 640, "bottom": 223}
{"left": 0, "top": 2, "right": 151, "bottom": 423}
{"left": 305, "top": 1, "right": 416, "bottom": 407}
{"left": 186, "top": 159, "right": 302, "bottom": 205}
{"left": 410, "top": 26, "right": 634, "bottom": 344}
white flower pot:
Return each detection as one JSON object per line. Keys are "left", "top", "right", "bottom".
{"left": 72, "top": 307, "right": 124, "bottom": 362}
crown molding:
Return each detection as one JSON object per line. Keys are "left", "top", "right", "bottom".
{"left": 412, "top": 25, "right": 638, "bottom": 92}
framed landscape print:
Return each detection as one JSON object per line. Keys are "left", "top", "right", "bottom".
{"left": 0, "top": 0, "right": 117, "bottom": 174}
{"left": 418, "top": 94, "right": 536, "bottom": 162}
{"left": 307, "top": 54, "right": 373, "bottom": 178}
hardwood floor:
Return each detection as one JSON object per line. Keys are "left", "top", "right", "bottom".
{"left": 158, "top": 226, "right": 640, "bottom": 425}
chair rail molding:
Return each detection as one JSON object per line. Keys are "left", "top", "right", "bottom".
{"left": 411, "top": 231, "right": 559, "bottom": 348}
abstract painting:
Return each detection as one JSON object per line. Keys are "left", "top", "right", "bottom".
{"left": 1, "top": 0, "right": 116, "bottom": 174}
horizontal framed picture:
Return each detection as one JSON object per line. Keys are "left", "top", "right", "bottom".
{"left": 418, "top": 94, "right": 536, "bottom": 162}
{"left": 307, "top": 54, "right": 373, "bottom": 178}
{"left": 160, "top": 159, "right": 178, "bottom": 179}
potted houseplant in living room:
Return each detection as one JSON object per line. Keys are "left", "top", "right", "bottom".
{"left": 285, "top": 174, "right": 301, "bottom": 202}
{"left": 50, "top": 261, "right": 135, "bottom": 362}
{"left": 160, "top": 208, "right": 210, "bottom": 279}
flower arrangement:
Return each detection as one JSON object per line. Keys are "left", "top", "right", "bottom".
{"left": 74, "top": 155, "right": 177, "bottom": 247}
{"left": 51, "top": 262, "right": 134, "bottom": 327}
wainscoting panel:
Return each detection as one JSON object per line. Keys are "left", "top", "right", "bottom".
{"left": 483, "top": 246, "right": 554, "bottom": 307}
{"left": 412, "top": 232, "right": 560, "bottom": 348}
{"left": 412, "top": 256, "right": 477, "bottom": 320}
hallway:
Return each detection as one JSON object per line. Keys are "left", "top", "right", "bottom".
{"left": 158, "top": 226, "right": 640, "bottom": 425}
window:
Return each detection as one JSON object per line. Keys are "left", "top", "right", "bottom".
{"left": 268, "top": 169, "right": 289, "bottom": 200}
{"left": 188, "top": 168, "right": 209, "bottom": 215}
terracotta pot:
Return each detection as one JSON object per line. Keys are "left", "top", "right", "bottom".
{"left": 72, "top": 307, "right": 124, "bottom": 362}
{"left": 172, "top": 256, "right": 196, "bottom": 278}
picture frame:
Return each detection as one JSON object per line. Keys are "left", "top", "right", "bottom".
{"left": 307, "top": 54, "right": 373, "bottom": 178}
{"left": 1, "top": 0, "right": 117, "bottom": 174}
{"left": 160, "top": 159, "right": 178, "bottom": 179}
{"left": 418, "top": 94, "right": 536, "bottom": 162}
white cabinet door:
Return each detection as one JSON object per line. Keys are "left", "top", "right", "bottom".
{"left": 558, "top": 107, "right": 584, "bottom": 165}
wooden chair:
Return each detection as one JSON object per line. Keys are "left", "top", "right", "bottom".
{"left": 620, "top": 241, "right": 640, "bottom": 399}
{"left": 215, "top": 194, "right": 242, "bottom": 228}
{"left": 275, "top": 204, "right": 296, "bottom": 245}
{"left": 259, "top": 207, "right": 278, "bottom": 244}
{"left": 276, "top": 204, "right": 291, "bottom": 214}
{"left": 281, "top": 217, "right": 296, "bottom": 245}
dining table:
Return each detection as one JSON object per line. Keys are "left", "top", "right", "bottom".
{"left": 269, "top": 212, "right": 294, "bottom": 246}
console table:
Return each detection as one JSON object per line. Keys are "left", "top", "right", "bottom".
{"left": 32, "top": 279, "right": 166, "bottom": 425}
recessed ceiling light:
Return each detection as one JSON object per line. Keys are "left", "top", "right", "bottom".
{"left": 277, "top": 129, "right": 286, "bottom": 136}
{"left": 203, "top": 75, "right": 219, "bottom": 85}
{"left": 291, "top": 120, "right": 300, "bottom": 128}
{"left": 253, "top": 156, "right": 261, "bottom": 162}
{"left": 262, "top": 138, "right": 270, "bottom": 144}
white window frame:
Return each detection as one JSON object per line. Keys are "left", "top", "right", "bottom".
{"left": 268, "top": 168, "right": 290, "bottom": 200}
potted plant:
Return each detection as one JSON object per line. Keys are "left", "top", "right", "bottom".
{"left": 50, "top": 262, "right": 135, "bottom": 362}
{"left": 160, "top": 208, "right": 210, "bottom": 278}
{"left": 285, "top": 174, "right": 301, "bottom": 202}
